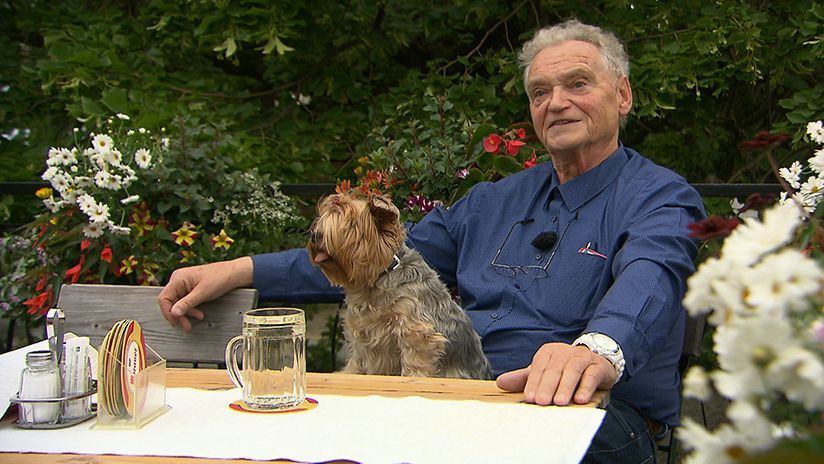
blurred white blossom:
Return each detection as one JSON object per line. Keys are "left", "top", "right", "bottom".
{"left": 680, "top": 121, "right": 824, "bottom": 462}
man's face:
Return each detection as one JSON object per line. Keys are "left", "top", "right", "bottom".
{"left": 526, "top": 40, "right": 632, "bottom": 161}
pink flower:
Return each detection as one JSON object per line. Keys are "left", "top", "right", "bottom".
{"left": 515, "top": 128, "right": 527, "bottom": 139}
{"left": 456, "top": 168, "right": 469, "bottom": 179}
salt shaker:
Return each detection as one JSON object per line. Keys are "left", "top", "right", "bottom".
{"left": 18, "top": 350, "right": 60, "bottom": 424}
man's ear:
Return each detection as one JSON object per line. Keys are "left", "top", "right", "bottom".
{"left": 617, "top": 75, "right": 633, "bottom": 116}
{"left": 369, "top": 195, "right": 398, "bottom": 226}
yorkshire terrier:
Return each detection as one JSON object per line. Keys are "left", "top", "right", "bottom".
{"left": 307, "top": 191, "right": 492, "bottom": 379}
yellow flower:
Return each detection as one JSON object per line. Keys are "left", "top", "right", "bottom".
{"left": 119, "top": 255, "right": 138, "bottom": 275}
{"left": 210, "top": 229, "right": 234, "bottom": 250}
{"left": 179, "top": 249, "right": 197, "bottom": 263}
{"left": 171, "top": 222, "right": 198, "bottom": 247}
{"left": 35, "top": 187, "right": 53, "bottom": 199}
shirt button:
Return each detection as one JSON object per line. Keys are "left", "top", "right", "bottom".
{"left": 535, "top": 255, "right": 542, "bottom": 260}
{"left": 514, "top": 284, "right": 521, "bottom": 289}
{"left": 491, "top": 313, "right": 498, "bottom": 319}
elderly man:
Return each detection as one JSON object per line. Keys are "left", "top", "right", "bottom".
{"left": 159, "top": 20, "right": 705, "bottom": 463}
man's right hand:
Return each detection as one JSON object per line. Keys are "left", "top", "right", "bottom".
{"left": 158, "top": 257, "right": 254, "bottom": 332}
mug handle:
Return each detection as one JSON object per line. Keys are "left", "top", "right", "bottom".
{"left": 225, "top": 335, "right": 244, "bottom": 389}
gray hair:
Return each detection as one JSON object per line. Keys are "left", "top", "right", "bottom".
{"left": 519, "top": 19, "right": 630, "bottom": 89}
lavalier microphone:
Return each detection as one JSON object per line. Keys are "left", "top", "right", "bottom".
{"left": 531, "top": 232, "right": 557, "bottom": 250}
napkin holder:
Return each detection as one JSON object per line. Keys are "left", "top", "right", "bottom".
{"left": 10, "top": 309, "right": 97, "bottom": 429}
{"left": 93, "top": 342, "right": 170, "bottom": 429}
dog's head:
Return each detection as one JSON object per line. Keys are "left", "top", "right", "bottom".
{"left": 307, "top": 191, "right": 405, "bottom": 288}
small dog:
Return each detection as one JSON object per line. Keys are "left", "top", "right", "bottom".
{"left": 307, "top": 191, "right": 492, "bottom": 379}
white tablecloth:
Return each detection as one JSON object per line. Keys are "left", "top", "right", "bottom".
{"left": 0, "top": 385, "right": 604, "bottom": 464}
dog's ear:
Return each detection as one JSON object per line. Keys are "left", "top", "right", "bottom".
{"left": 369, "top": 195, "right": 398, "bottom": 226}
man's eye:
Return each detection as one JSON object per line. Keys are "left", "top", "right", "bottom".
{"left": 532, "top": 89, "right": 547, "bottom": 100}
{"left": 572, "top": 81, "right": 586, "bottom": 89}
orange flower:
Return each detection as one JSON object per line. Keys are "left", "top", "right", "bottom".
{"left": 336, "top": 179, "right": 352, "bottom": 194}
{"left": 23, "top": 289, "right": 53, "bottom": 316}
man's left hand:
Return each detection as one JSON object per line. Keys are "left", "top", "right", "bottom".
{"left": 496, "top": 342, "right": 617, "bottom": 406}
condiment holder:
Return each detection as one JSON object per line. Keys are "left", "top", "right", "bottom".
{"left": 10, "top": 308, "right": 97, "bottom": 429}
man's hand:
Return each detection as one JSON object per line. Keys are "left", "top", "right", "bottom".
{"left": 158, "top": 257, "right": 254, "bottom": 332}
{"left": 496, "top": 342, "right": 617, "bottom": 406}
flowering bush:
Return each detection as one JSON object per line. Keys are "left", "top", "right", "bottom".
{"left": 4, "top": 115, "right": 306, "bottom": 323}
{"left": 344, "top": 94, "right": 546, "bottom": 221}
{"left": 678, "top": 121, "right": 824, "bottom": 463}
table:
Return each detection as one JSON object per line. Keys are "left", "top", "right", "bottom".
{"left": 0, "top": 368, "right": 607, "bottom": 464}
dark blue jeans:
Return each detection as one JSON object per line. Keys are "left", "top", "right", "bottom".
{"left": 582, "top": 398, "right": 657, "bottom": 464}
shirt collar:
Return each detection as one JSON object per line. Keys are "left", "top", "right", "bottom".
{"left": 551, "top": 144, "right": 630, "bottom": 211}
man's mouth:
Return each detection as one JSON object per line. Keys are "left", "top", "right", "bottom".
{"left": 549, "top": 119, "right": 578, "bottom": 128}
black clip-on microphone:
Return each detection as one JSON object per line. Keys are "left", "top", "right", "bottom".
{"left": 531, "top": 231, "right": 557, "bottom": 250}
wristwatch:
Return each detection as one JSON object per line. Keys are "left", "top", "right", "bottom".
{"left": 573, "top": 332, "right": 625, "bottom": 385}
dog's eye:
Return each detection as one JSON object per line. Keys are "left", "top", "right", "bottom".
{"left": 310, "top": 231, "right": 323, "bottom": 243}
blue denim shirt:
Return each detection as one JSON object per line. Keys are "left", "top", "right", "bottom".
{"left": 252, "top": 145, "right": 706, "bottom": 425}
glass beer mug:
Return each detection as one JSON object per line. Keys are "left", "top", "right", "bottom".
{"left": 225, "top": 308, "right": 306, "bottom": 410}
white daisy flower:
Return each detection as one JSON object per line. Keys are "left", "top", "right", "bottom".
{"left": 92, "top": 133, "right": 114, "bottom": 155}
{"left": 807, "top": 120, "right": 824, "bottom": 144}
{"left": 778, "top": 160, "right": 802, "bottom": 189}
{"left": 682, "top": 366, "right": 712, "bottom": 401}
{"left": 41, "top": 166, "right": 60, "bottom": 181}
{"left": 82, "top": 222, "right": 105, "bottom": 238}
{"left": 769, "top": 346, "right": 824, "bottom": 411}
{"left": 809, "top": 148, "right": 824, "bottom": 175}
{"left": 77, "top": 194, "right": 98, "bottom": 216}
{"left": 103, "top": 148, "right": 122, "bottom": 166}
{"left": 134, "top": 148, "right": 152, "bottom": 169}
{"left": 42, "top": 198, "right": 62, "bottom": 213}
{"left": 121, "top": 195, "right": 140, "bottom": 205}
{"left": 86, "top": 201, "right": 110, "bottom": 224}
{"left": 745, "top": 249, "right": 821, "bottom": 315}
{"left": 116, "top": 113, "right": 130, "bottom": 120}
{"left": 109, "top": 224, "right": 131, "bottom": 236}
{"left": 138, "top": 127, "right": 146, "bottom": 134}
{"left": 50, "top": 173, "right": 71, "bottom": 193}
{"left": 800, "top": 175, "right": 824, "bottom": 198}
{"left": 94, "top": 170, "right": 113, "bottom": 189}
{"left": 161, "top": 137, "right": 170, "bottom": 150}
{"left": 720, "top": 203, "right": 801, "bottom": 266}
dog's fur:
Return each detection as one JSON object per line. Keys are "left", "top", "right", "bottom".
{"left": 307, "top": 191, "right": 492, "bottom": 379}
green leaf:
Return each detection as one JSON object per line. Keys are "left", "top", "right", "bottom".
{"left": 101, "top": 88, "right": 129, "bottom": 113}
{"left": 493, "top": 155, "right": 522, "bottom": 174}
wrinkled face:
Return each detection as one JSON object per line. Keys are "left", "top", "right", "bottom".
{"left": 307, "top": 192, "right": 405, "bottom": 289}
{"left": 526, "top": 40, "right": 632, "bottom": 161}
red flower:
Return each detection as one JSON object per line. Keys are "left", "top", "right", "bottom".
{"left": 522, "top": 154, "right": 538, "bottom": 169}
{"left": 80, "top": 239, "right": 92, "bottom": 251}
{"left": 688, "top": 216, "right": 739, "bottom": 240}
{"left": 505, "top": 140, "right": 526, "bottom": 156}
{"left": 101, "top": 245, "right": 113, "bottom": 263}
{"left": 64, "top": 255, "right": 86, "bottom": 284}
{"left": 515, "top": 128, "right": 527, "bottom": 139}
{"left": 23, "top": 289, "right": 53, "bottom": 316}
{"left": 739, "top": 130, "right": 790, "bottom": 151}
{"left": 483, "top": 134, "right": 502, "bottom": 153}
{"left": 35, "top": 275, "right": 48, "bottom": 292}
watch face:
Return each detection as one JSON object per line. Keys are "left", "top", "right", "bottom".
{"left": 593, "top": 334, "right": 618, "bottom": 353}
